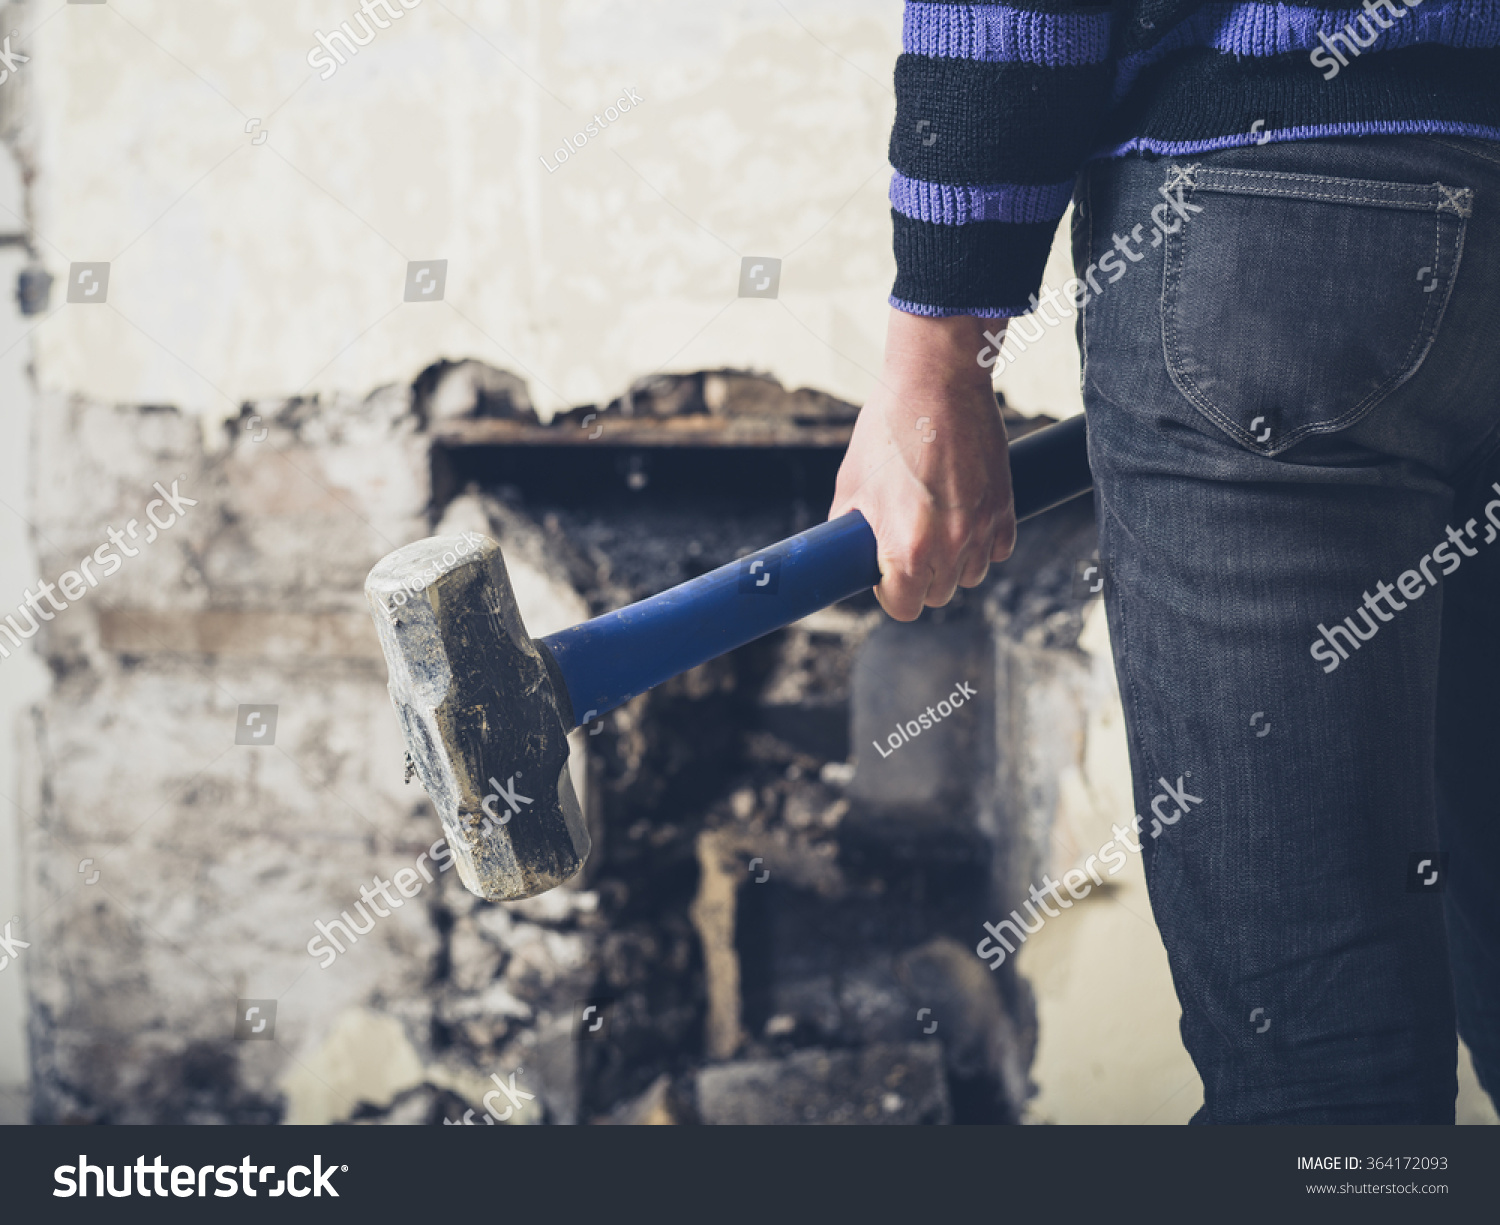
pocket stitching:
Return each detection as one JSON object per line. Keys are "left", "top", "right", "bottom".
{"left": 1161, "top": 182, "right": 1467, "bottom": 455}
{"left": 1184, "top": 168, "right": 1473, "bottom": 216}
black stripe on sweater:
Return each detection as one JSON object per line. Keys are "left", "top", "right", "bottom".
{"left": 892, "top": 54, "right": 1113, "bottom": 184}
{"left": 1115, "top": 1, "right": 1208, "bottom": 55}
{"left": 1105, "top": 44, "right": 1500, "bottom": 146}
{"left": 891, "top": 212, "right": 1059, "bottom": 311}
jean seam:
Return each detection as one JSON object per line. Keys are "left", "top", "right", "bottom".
{"left": 1188, "top": 168, "right": 1473, "bottom": 216}
{"left": 1161, "top": 191, "right": 1468, "bottom": 455}
{"left": 1427, "top": 135, "right": 1500, "bottom": 172}
{"left": 1083, "top": 393, "right": 1157, "bottom": 821}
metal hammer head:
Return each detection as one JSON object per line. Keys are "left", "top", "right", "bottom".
{"left": 365, "top": 533, "right": 588, "bottom": 901}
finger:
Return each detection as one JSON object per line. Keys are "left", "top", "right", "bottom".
{"left": 956, "top": 540, "right": 990, "bottom": 589}
{"left": 924, "top": 564, "right": 962, "bottom": 609}
{"left": 989, "top": 513, "right": 1017, "bottom": 563}
{"left": 874, "top": 559, "right": 931, "bottom": 623}
{"left": 923, "top": 513, "right": 981, "bottom": 607}
{"left": 923, "top": 542, "right": 965, "bottom": 609}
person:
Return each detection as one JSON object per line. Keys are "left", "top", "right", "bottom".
{"left": 831, "top": 0, "right": 1500, "bottom": 1124}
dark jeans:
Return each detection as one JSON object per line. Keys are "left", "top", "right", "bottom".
{"left": 1073, "top": 134, "right": 1500, "bottom": 1123}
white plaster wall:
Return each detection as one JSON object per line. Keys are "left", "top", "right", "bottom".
{"left": 23, "top": 0, "right": 1078, "bottom": 422}
{"left": 26, "top": 0, "right": 906, "bottom": 421}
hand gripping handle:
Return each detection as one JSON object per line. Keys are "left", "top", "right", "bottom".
{"left": 539, "top": 414, "right": 1091, "bottom": 727}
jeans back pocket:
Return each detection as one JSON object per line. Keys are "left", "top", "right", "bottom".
{"left": 1161, "top": 165, "right": 1472, "bottom": 456}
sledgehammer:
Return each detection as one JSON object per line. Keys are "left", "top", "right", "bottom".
{"left": 365, "top": 414, "right": 1091, "bottom": 901}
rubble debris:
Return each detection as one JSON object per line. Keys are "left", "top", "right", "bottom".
{"left": 696, "top": 1044, "right": 950, "bottom": 1125}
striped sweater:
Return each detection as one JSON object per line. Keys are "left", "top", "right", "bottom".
{"left": 890, "top": 0, "right": 1500, "bottom": 317}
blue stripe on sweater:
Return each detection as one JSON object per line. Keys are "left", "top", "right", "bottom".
{"left": 889, "top": 293, "right": 1027, "bottom": 319}
{"left": 890, "top": 173, "right": 1076, "bottom": 225}
{"left": 903, "top": 1, "right": 1113, "bottom": 66}
{"left": 1103, "top": 117, "right": 1500, "bottom": 158}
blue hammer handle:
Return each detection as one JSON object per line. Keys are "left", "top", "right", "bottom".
{"left": 540, "top": 414, "right": 1091, "bottom": 728}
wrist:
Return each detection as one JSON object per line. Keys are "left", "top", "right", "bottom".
{"left": 882, "top": 308, "right": 1000, "bottom": 394}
